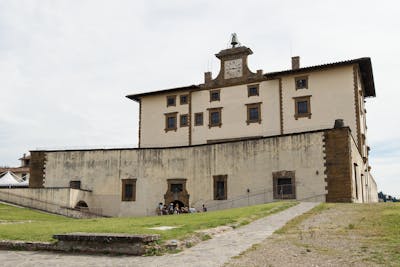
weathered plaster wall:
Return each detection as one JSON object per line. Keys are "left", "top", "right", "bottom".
{"left": 3, "top": 129, "right": 377, "bottom": 218}
{"left": 349, "top": 134, "right": 377, "bottom": 203}
{"left": 0, "top": 188, "right": 94, "bottom": 218}
{"left": 350, "top": 134, "right": 365, "bottom": 203}
{"left": 43, "top": 131, "right": 327, "bottom": 217}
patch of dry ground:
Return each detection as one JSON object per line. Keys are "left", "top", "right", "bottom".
{"left": 226, "top": 203, "right": 397, "bottom": 267}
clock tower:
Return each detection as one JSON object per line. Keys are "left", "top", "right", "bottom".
{"left": 202, "top": 34, "right": 264, "bottom": 89}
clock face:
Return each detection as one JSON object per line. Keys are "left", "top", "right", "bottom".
{"left": 224, "top": 59, "right": 243, "bottom": 79}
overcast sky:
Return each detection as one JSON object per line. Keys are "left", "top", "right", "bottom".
{"left": 0, "top": 0, "right": 399, "bottom": 197}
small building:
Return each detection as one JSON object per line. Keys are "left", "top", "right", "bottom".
{"left": 0, "top": 153, "right": 30, "bottom": 181}
{"left": 0, "top": 36, "right": 378, "bottom": 217}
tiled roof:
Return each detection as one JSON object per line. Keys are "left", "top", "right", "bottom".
{"left": 0, "top": 167, "right": 29, "bottom": 174}
{"left": 126, "top": 85, "right": 200, "bottom": 102}
{"left": 126, "top": 57, "right": 375, "bottom": 101}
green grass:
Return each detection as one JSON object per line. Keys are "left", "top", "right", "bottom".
{"left": 274, "top": 202, "right": 400, "bottom": 265}
{"left": 358, "top": 203, "right": 400, "bottom": 264}
{"left": 0, "top": 201, "right": 296, "bottom": 242}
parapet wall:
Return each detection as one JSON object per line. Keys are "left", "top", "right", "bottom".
{"left": 34, "top": 130, "right": 329, "bottom": 217}
{"left": 0, "top": 188, "right": 97, "bottom": 218}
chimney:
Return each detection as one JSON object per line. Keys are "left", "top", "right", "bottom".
{"left": 204, "top": 72, "right": 212, "bottom": 83}
{"left": 334, "top": 119, "right": 345, "bottom": 128}
{"left": 291, "top": 56, "right": 300, "bottom": 70}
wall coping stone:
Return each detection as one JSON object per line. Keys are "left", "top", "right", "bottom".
{"left": 0, "top": 233, "right": 160, "bottom": 255}
{"left": 53, "top": 232, "right": 160, "bottom": 243}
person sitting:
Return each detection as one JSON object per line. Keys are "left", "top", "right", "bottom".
{"left": 174, "top": 204, "right": 180, "bottom": 214}
{"left": 202, "top": 204, "right": 207, "bottom": 212}
{"left": 157, "top": 202, "right": 163, "bottom": 216}
{"left": 168, "top": 203, "right": 174, "bottom": 215}
{"left": 189, "top": 206, "right": 196, "bottom": 213}
{"left": 162, "top": 204, "right": 168, "bottom": 215}
{"left": 181, "top": 206, "right": 189, "bottom": 213}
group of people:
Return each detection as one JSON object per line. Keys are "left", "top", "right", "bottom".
{"left": 157, "top": 202, "right": 207, "bottom": 215}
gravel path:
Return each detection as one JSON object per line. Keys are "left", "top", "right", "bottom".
{"left": 0, "top": 202, "right": 319, "bottom": 267}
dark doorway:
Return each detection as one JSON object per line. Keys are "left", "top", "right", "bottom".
{"left": 164, "top": 179, "right": 190, "bottom": 207}
{"left": 170, "top": 200, "right": 185, "bottom": 209}
{"left": 75, "top": 200, "right": 89, "bottom": 210}
{"left": 277, "top": 178, "right": 293, "bottom": 195}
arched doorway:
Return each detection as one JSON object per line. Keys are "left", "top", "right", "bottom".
{"left": 164, "top": 179, "right": 190, "bottom": 207}
{"left": 75, "top": 200, "right": 89, "bottom": 211}
{"left": 170, "top": 200, "right": 185, "bottom": 209}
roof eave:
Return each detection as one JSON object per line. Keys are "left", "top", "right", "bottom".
{"left": 126, "top": 84, "right": 201, "bottom": 102}
{"left": 358, "top": 58, "right": 376, "bottom": 97}
{"left": 126, "top": 94, "right": 140, "bottom": 102}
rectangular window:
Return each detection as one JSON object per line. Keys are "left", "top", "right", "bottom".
{"left": 297, "top": 101, "right": 308, "bottom": 113}
{"left": 213, "top": 175, "right": 227, "bottom": 200}
{"left": 164, "top": 112, "right": 178, "bottom": 132}
{"left": 246, "top": 102, "right": 262, "bottom": 124}
{"left": 210, "top": 90, "right": 220, "bottom": 102}
{"left": 194, "top": 112, "right": 203, "bottom": 126}
{"left": 180, "top": 94, "right": 188, "bottom": 105}
{"left": 180, "top": 114, "right": 188, "bottom": 127}
{"left": 69, "top": 180, "right": 81, "bottom": 189}
{"left": 273, "top": 171, "right": 296, "bottom": 199}
{"left": 293, "top": 96, "right": 311, "bottom": 119}
{"left": 171, "top": 183, "right": 183, "bottom": 193}
{"left": 247, "top": 84, "right": 259, "bottom": 97}
{"left": 208, "top": 107, "right": 222, "bottom": 128}
{"left": 122, "top": 179, "right": 137, "bottom": 201}
{"left": 166, "top": 95, "right": 176, "bottom": 107}
{"left": 277, "top": 178, "right": 293, "bottom": 195}
{"left": 295, "top": 76, "right": 308, "bottom": 89}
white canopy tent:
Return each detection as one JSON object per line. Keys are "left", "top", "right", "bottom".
{"left": 18, "top": 179, "right": 29, "bottom": 187}
{"left": 0, "top": 171, "right": 29, "bottom": 187}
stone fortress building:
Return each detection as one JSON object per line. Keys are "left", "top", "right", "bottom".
{"left": 0, "top": 35, "right": 378, "bottom": 217}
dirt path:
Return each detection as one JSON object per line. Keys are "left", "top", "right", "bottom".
{"left": 225, "top": 203, "right": 391, "bottom": 267}
{"left": 0, "top": 202, "right": 319, "bottom": 267}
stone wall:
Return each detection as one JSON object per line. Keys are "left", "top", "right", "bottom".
{"left": 324, "top": 127, "right": 377, "bottom": 203}
{"left": 16, "top": 128, "right": 377, "bottom": 218}
{"left": 33, "top": 130, "right": 328, "bottom": 217}
{"left": 324, "top": 128, "right": 353, "bottom": 202}
{"left": 29, "top": 151, "right": 46, "bottom": 188}
{"left": 0, "top": 233, "right": 159, "bottom": 255}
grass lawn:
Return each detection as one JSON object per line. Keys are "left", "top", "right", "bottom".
{"left": 0, "top": 201, "right": 296, "bottom": 242}
{"left": 362, "top": 203, "right": 400, "bottom": 264}
{"left": 276, "top": 202, "right": 400, "bottom": 265}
